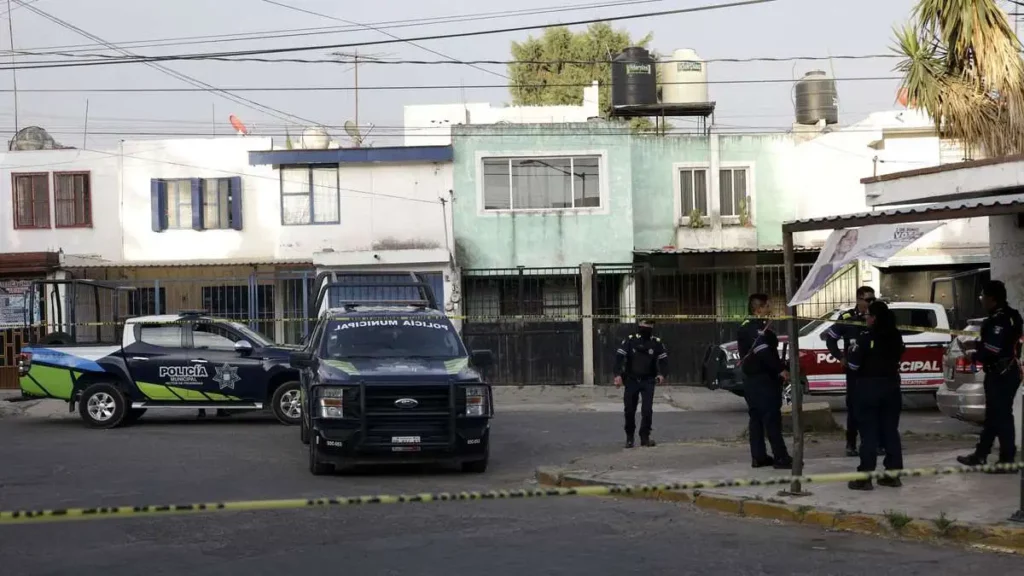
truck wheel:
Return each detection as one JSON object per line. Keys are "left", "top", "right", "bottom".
{"left": 308, "top": 436, "right": 332, "bottom": 475}
{"left": 123, "top": 408, "right": 147, "bottom": 425}
{"left": 271, "top": 381, "right": 302, "bottom": 426}
{"left": 300, "top": 417, "right": 310, "bottom": 445}
{"left": 79, "top": 383, "right": 127, "bottom": 429}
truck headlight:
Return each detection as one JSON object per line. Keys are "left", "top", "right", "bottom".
{"left": 317, "top": 386, "right": 345, "bottom": 418}
{"left": 465, "top": 386, "right": 488, "bottom": 417}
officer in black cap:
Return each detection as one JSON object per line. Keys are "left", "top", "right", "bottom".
{"left": 614, "top": 319, "right": 667, "bottom": 448}
{"left": 736, "top": 293, "right": 792, "bottom": 469}
{"left": 824, "top": 285, "right": 881, "bottom": 457}
{"left": 957, "top": 280, "right": 1023, "bottom": 469}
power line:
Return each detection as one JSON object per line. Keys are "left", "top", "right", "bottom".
{"left": 0, "top": 0, "right": 779, "bottom": 70}
{"left": 5, "top": 0, "right": 670, "bottom": 55}
{"left": 0, "top": 75, "right": 902, "bottom": 92}
{"left": 0, "top": 51, "right": 902, "bottom": 67}
{"left": 258, "top": 0, "right": 508, "bottom": 81}
{"left": 12, "top": 0, "right": 318, "bottom": 127}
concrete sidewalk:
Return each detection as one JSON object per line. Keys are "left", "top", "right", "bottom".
{"left": 537, "top": 437, "right": 1024, "bottom": 552}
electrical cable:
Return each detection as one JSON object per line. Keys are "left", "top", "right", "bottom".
{"left": 0, "top": 0, "right": 779, "bottom": 70}
{"left": 258, "top": 0, "right": 508, "bottom": 81}
{"left": 3, "top": 0, "right": 673, "bottom": 55}
{"left": 11, "top": 1, "right": 318, "bottom": 127}
{"left": 0, "top": 74, "right": 904, "bottom": 92}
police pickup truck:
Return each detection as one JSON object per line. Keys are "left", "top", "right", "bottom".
{"left": 291, "top": 276, "right": 495, "bottom": 475}
{"left": 17, "top": 311, "right": 303, "bottom": 428}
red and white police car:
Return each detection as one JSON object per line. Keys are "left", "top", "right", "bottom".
{"left": 703, "top": 302, "right": 952, "bottom": 398}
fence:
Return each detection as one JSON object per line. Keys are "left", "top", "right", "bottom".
{"left": 461, "top": 267, "right": 584, "bottom": 386}
{"left": 0, "top": 263, "right": 859, "bottom": 390}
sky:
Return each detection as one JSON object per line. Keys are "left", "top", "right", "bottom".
{"left": 0, "top": 0, "right": 1018, "bottom": 149}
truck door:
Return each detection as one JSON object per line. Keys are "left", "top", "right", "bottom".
{"left": 123, "top": 323, "right": 198, "bottom": 401}
{"left": 892, "top": 307, "right": 948, "bottom": 392}
{"left": 186, "top": 321, "right": 265, "bottom": 402}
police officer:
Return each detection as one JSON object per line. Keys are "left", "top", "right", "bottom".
{"left": 824, "top": 286, "right": 878, "bottom": 457}
{"left": 614, "top": 319, "right": 667, "bottom": 448}
{"left": 737, "top": 293, "right": 792, "bottom": 469}
{"left": 957, "top": 280, "right": 1023, "bottom": 470}
{"left": 846, "top": 300, "right": 905, "bottom": 491}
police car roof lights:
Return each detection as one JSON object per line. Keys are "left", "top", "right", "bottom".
{"left": 177, "top": 310, "right": 209, "bottom": 318}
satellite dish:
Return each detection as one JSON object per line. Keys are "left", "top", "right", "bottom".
{"left": 229, "top": 114, "right": 249, "bottom": 136}
{"left": 301, "top": 126, "right": 331, "bottom": 149}
{"left": 343, "top": 120, "right": 363, "bottom": 146}
{"left": 9, "top": 126, "right": 61, "bottom": 151}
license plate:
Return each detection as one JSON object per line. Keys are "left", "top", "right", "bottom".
{"left": 392, "top": 436, "right": 420, "bottom": 444}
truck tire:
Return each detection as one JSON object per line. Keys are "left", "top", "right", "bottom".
{"left": 78, "top": 383, "right": 127, "bottom": 429}
{"left": 461, "top": 440, "right": 489, "bottom": 473}
{"left": 308, "top": 436, "right": 331, "bottom": 475}
{"left": 271, "top": 381, "right": 302, "bottom": 426}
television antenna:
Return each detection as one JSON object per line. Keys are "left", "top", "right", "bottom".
{"left": 330, "top": 49, "right": 392, "bottom": 143}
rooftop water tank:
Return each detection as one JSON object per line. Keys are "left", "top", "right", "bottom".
{"left": 611, "top": 47, "right": 657, "bottom": 107}
{"left": 795, "top": 70, "right": 839, "bottom": 125}
{"left": 659, "top": 48, "right": 708, "bottom": 104}
{"left": 301, "top": 126, "right": 331, "bottom": 149}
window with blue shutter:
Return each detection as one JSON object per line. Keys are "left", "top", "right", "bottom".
{"left": 190, "top": 178, "right": 203, "bottom": 230}
{"left": 150, "top": 179, "right": 168, "bottom": 231}
{"left": 229, "top": 177, "right": 243, "bottom": 230}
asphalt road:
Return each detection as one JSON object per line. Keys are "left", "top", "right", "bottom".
{"left": 0, "top": 408, "right": 1007, "bottom": 575}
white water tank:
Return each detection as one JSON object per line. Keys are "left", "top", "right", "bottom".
{"left": 301, "top": 126, "right": 330, "bottom": 149}
{"left": 659, "top": 48, "right": 708, "bottom": 104}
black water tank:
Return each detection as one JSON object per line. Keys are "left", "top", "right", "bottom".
{"left": 611, "top": 47, "right": 657, "bottom": 107}
{"left": 795, "top": 70, "right": 839, "bottom": 125}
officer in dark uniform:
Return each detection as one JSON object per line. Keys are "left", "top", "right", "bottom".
{"left": 614, "top": 319, "right": 667, "bottom": 448}
{"left": 737, "top": 293, "right": 792, "bottom": 469}
{"left": 824, "top": 286, "right": 878, "bottom": 457}
{"left": 957, "top": 280, "right": 1023, "bottom": 469}
{"left": 846, "top": 300, "right": 905, "bottom": 491}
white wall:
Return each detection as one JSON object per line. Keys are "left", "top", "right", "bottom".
{"left": 0, "top": 148, "right": 121, "bottom": 260}
{"left": 792, "top": 110, "right": 988, "bottom": 254}
{"left": 121, "top": 138, "right": 278, "bottom": 261}
{"left": 276, "top": 161, "right": 454, "bottom": 260}
{"left": 403, "top": 83, "right": 600, "bottom": 146}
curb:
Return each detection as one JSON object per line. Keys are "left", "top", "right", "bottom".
{"left": 534, "top": 467, "right": 1024, "bottom": 554}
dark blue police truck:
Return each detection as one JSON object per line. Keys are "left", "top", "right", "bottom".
{"left": 290, "top": 273, "right": 495, "bottom": 475}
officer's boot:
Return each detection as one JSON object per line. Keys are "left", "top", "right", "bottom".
{"left": 957, "top": 453, "right": 986, "bottom": 467}
{"left": 848, "top": 478, "right": 874, "bottom": 491}
{"left": 625, "top": 436, "right": 635, "bottom": 449}
{"left": 640, "top": 436, "right": 656, "bottom": 447}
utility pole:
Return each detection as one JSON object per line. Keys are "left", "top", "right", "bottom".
{"left": 7, "top": 0, "right": 19, "bottom": 134}
{"left": 354, "top": 49, "right": 358, "bottom": 129}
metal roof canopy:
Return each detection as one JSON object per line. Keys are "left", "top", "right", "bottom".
{"left": 777, "top": 191, "right": 1024, "bottom": 500}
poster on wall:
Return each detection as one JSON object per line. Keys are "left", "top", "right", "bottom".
{"left": 788, "top": 223, "right": 944, "bottom": 306}
{"left": 0, "top": 281, "right": 39, "bottom": 327}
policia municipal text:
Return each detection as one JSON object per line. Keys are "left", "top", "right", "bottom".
{"left": 957, "top": 280, "right": 1023, "bottom": 470}
{"left": 615, "top": 319, "right": 668, "bottom": 448}
{"left": 737, "top": 294, "right": 793, "bottom": 470}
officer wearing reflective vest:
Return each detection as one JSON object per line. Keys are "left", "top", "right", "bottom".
{"left": 824, "top": 286, "right": 877, "bottom": 457}
{"left": 614, "top": 319, "right": 667, "bottom": 448}
{"left": 957, "top": 280, "right": 1023, "bottom": 470}
{"left": 736, "top": 293, "right": 792, "bottom": 469}
{"left": 845, "top": 300, "right": 905, "bottom": 491}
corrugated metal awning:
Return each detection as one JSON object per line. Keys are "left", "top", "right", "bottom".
{"left": 61, "top": 256, "right": 314, "bottom": 268}
{"left": 782, "top": 194, "right": 1024, "bottom": 233}
{"left": 634, "top": 246, "right": 819, "bottom": 255}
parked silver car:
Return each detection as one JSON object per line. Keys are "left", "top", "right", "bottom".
{"left": 936, "top": 319, "right": 985, "bottom": 425}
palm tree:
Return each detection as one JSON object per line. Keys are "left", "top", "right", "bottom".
{"left": 894, "top": 0, "right": 1024, "bottom": 158}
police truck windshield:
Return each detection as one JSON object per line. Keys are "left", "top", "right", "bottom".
{"left": 320, "top": 318, "right": 466, "bottom": 359}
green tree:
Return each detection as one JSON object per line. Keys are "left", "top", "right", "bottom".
{"left": 508, "top": 23, "right": 660, "bottom": 132}
{"left": 894, "top": 0, "right": 1024, "bottom": 157}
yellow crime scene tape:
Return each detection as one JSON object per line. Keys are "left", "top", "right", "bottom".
{"left": 7, "top": 313, "right": 980, "bottom": 337}
{"left": 1, "top": 462, "right": 1021, "bottom": 526}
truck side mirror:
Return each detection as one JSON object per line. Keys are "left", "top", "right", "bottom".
{"left": 290, "top": 350, "right": 316, "bottom": 369}
{"left": 234, "top": 340, "right": 254, "bottom": 357}
{"left": 470, "top": 349, "right": 494, "bottom": 368}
